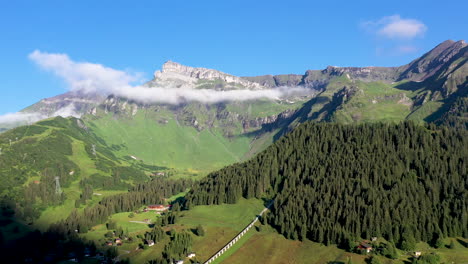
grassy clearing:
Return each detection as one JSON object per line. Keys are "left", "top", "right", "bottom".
{"left": 110, "top": 211, "right": 160, "bottom": 233}
{"left": 178, "top": 198, "right": 264, "bottom": 230}
{"left": 69, "top": 139, "right": 102, "bottom": 177}
{"left": 167, "top": 189, "right": 189, "bottom": 201}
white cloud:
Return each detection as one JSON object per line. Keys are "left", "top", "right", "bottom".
{"left": 29, "top": 50, "right": 142, "bottom": 94}
{"left": 0, "top": 104, "right": 81, "bottom": 125}
{"left": 52, "top": 104, "right": 82, "bottom": 118}
{"left": 29, "top": 50, "right": 311, "bottom": 105}
{"left": 363, "top": 15, "right": 427, "bottom": 39}
{"left": 0, "top": 112, "right": 44, "bottom": 124}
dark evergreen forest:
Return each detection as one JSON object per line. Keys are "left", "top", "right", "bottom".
{"left": 185, "top": 122, "right": 468, "bottom": 248}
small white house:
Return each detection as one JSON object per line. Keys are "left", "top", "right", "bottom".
{"left": 187, "top": 253, "right": 196, "bottom": 258}
{"left": 414, "top": 251, "right": 422, "bottom": 258}
{"left": 147, "top": 240, "right": 155, "bottom": 247}
{"left": 175, "top": 261, "right": 184, "bottom": 264}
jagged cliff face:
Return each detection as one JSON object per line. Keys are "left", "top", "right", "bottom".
{"left": 24, "top": 91, "right": 105, "bottom": 117}
{"left": 94, "top": 95, "right": 299, "bottom": 136}
{"left": 149, "top": 60, "right": 264, "bottom": 90}
{"left": 398, "top": 40, "right": 467, "bottom": 82}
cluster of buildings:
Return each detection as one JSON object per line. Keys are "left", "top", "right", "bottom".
{"left": 142, "top": 204, "right": 171, "bottom": 213}
{"left": 106, "top": 237, "right": 125, "bottom": 246}
{"left": 172, "top": 253, "right": 197, "bottom": 264}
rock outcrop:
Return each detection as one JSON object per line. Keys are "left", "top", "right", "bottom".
{"left": 398, "top": 40, "right": 468, "bottom": 82}
{"left": 152, "top": 61, "right": 263, "bottom": 89}
{"left": 242, "top": 109, "right": 295, "bottom": 131}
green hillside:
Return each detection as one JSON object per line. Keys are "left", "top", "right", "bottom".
{"left": 186, "top": 121, "right": 467, "bottom": 261}
{"left": 0, "top": 117, "right": 164, "bottom": 226}
{"left": 83, "top": 98, "right": 306, "bottom": 176}
{"left": 86, "top": 110, "right": 251, "bottom": 174}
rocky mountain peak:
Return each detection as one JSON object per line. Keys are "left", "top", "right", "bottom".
{"left": 153, "top": 61, "right": 263, "bottom": 89}
{"left": 398, "top": 39, "right": 467, "bottom": 81}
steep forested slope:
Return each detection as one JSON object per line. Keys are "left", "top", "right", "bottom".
{"left": 186, "top": 122, "right": 468, "bottom": 247}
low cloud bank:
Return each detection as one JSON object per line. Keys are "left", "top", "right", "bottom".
{"left": 0, "top": 104, "right": 81, "bottom": 125}
{"left": 0, "top": 112, "right": 44, "bottom": 125}
{"left": 29, "top": 50, "right": 311, "bottom": 105}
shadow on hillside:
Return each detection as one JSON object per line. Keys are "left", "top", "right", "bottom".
{"left": 394, "top": 81, "right": 426, "bottom": 91}
{"left": 0, "top": 203, "right": 122, "bottom": 263}
{"left": 260, "top": 197, "right": 274, "bottom": 208}
{"left": 424, "top": 77, "right": 468, "bottom": 123}
{"left": 457, "top": 238, "right": 468, "bottom": 248}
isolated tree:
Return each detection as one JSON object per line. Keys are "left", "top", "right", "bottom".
{"left": 449, "top": 240, "right": 455, "bottom": 249}
{"left": 195, "top": 224, "right": 205, "bottom": 236}
{"left": 370, "top": 256, "right": 382, "bottom": 264}
{"left": 435, "top": 238, "right": 445, "bottom": 249}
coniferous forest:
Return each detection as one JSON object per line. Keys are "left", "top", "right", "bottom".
{"left": 185, "top": 122, "right": 467, "bottom": 248}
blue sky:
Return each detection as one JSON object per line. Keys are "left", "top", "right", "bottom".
{"left": 0, "top": 0, "right": 467, "bottom": 115}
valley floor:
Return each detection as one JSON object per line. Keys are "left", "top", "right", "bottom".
{"left": 71, "top": 197, "right": 468, "bottom": 264}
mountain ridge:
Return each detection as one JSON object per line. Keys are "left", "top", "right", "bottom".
{"left": 1, "top": 40, "right": 466, "bottom": 168}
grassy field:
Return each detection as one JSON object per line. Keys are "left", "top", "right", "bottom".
{"left": 333, "top": 81, "right": 413, "bottom": 123}
{"left": 74, "top": 198, "right": 265, "bottom": 264}
{"left": 209, "top": 226, "right": 258, "bottom": 264}
{"left": 214, "top": 223, "right": 351, "bottom": 264}
{"left": 219, "top": 224, "right": 468, "bottom": 264}
{"left": 178, "top": 198, "right": 264, "bottom": 230}
{"left": 87, "top": 110, "right": 252, "bottom": 174}
{"left": 175, "top": 198, "right": 265, "bottom": 262}
{"left": 106, "top": 198, "right": 267, "bottom": 263}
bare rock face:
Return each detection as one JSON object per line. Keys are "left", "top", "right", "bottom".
{"left": 320, "top": 66, "right": 400, "bottom": 83}
{"left": 152, "top": 61, "right": 263, "bottom": 89}
{"left": 242, "top": 109, "right": 295, "bottom": 131}
{"left": 23, "top": 91, "right": 104, "bottom": 118}
{"left": 398, "top": 40, "right": 468, "bottom": 82}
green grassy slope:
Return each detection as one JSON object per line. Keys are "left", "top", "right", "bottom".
{"left": 86, "top": 109, "right": 252, "bottom": 175}
{"left": 222, "top": 224, "right": 468, "bottom": 264}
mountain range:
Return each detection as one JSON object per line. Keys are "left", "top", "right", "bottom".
{"left": 1, "top": 40, "right": 467, "bottom": 172}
